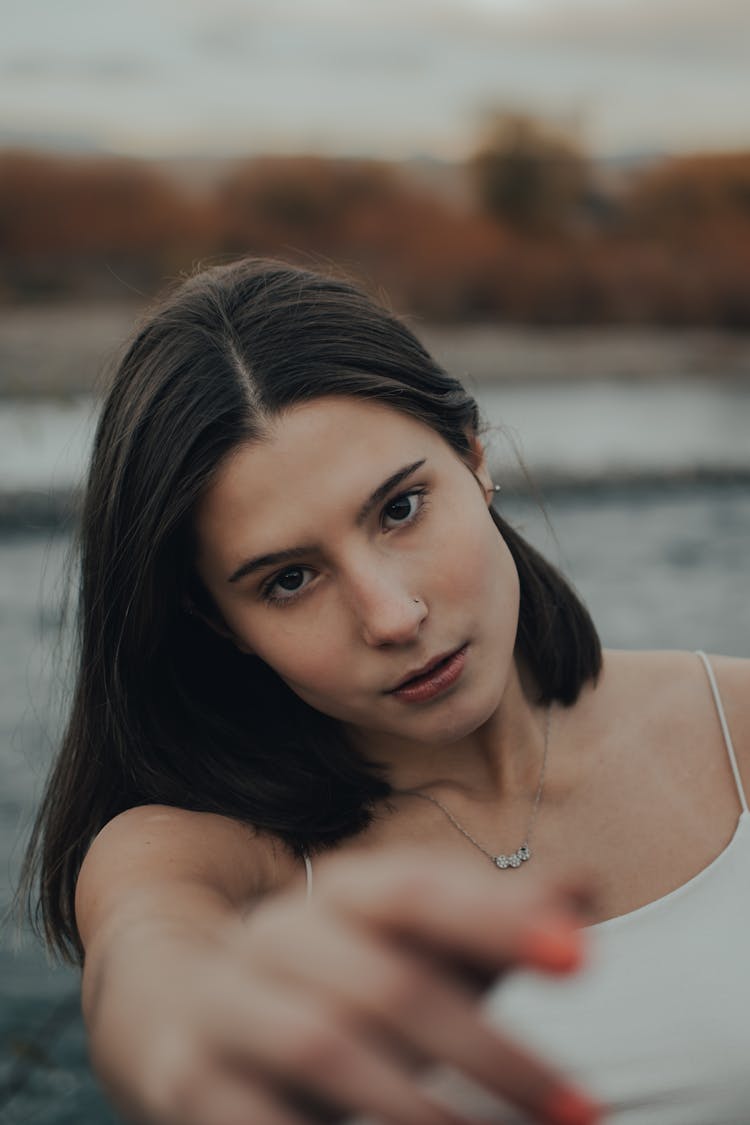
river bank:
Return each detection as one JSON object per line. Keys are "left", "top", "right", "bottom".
{"left": 2, "top": 301, "right": 750, "bottom": 398}
{"left": 2, "top": 370, "right": 749, "bottom": 535}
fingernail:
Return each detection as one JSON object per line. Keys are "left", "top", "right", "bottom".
{"left": 521, "top": 918, "right": 584, "bottom": 974}
{"left": 542, "top": 1086, "right": 602, "bottom": 1125}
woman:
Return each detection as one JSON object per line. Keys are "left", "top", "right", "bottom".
{"left": 23, "top": 258, "right": 749, "bottom": 1125}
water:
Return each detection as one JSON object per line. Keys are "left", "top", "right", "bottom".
{"left": 0, "top": 400, "right": 96, "bottom": 494}
{"left": 2, "top": 378, "right": 749, "bottom": 502}
{"left": 0, "top": 532, "right": 121, "bottom": 1125}
{"left": 477, "top": 377, "right": 750, "bottom": 483}
{"left": 1, "top": 375, "right": 748, "bottom": 1122}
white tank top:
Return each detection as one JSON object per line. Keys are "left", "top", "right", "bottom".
{"left": 313, "top": 652, "right": 750, "bottom": 1124}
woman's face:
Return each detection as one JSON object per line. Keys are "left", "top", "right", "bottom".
{"left": 194, "top": 397, "right": 520, "bottom": 749}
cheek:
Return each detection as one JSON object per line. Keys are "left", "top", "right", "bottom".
{"left": 270, "top": 639, "right": 365, "bottom": 725}
{"left": 240, "top": 607, "right": 352, "bottom": 700}
{"left": 431, "top": 508, "right": 519, "bottom": 624}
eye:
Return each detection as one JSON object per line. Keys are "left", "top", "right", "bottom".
{"left": 382, "top": 489, "right": 426, "bottom": 530}
{"left": 263, "top": 566, "right": 314, "bottom": 605}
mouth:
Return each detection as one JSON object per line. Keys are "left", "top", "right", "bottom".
{"left": 387, "top": 645, "right": 468, "bottom": 703}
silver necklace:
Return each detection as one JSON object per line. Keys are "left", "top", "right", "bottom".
{"left": 403, "top": 704, "right": 552, "bottom": 870}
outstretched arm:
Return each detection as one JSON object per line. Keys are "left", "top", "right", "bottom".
{"left": 76, "top": 805, "right": 600, "bottom": 1125}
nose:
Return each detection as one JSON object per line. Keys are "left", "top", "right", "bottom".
{"left": 348, "top": 570, "right": 428, "bottom": 648}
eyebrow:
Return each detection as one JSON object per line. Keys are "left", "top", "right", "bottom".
{"left": 226, "top": 459, "right": 427, "bottom": 584}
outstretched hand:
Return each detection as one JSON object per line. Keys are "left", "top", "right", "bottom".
{"left": 86, "top": 848, "right": 600, "bottom": 1125}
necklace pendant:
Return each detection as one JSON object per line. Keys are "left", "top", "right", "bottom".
{"left": 407, "top": 701, "right": 550, "bottom": 876}
{"left": 493, "top": 844, "right": 531, "bottom": 870}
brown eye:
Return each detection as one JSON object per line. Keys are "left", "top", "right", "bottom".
{"left": 277, "top": 568, "right": 305, "bottom": 591}
{"left": 263, "top": 565, "right": 315, "bottom": 605}
{"left": 384, "top": 494, "right": 416, "bottom": 523}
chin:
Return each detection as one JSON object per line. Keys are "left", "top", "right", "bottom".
{"left": 402, "top": 689, "right": 502, "bottom": 746}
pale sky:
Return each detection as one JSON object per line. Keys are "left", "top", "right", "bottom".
{"left": 2, "top": 0, "right": 749, "bottom": 159}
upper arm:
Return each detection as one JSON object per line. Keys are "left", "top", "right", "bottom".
{"left": 75, "top": 804, "right": 286, "bottom": 953}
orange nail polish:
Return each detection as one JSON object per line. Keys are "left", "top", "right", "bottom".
{"left": 521, "top": 920, "right": 584, "bottom": 974}
{"left": 543, "top": 1087, "right": 602, "bottom": 1125}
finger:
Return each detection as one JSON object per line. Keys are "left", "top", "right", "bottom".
{"left": 214, "top": 980, "right": 484, "bottom": 1125}
{"left": 274, "top": 1022, "right": 480, "bottom": 1125}
{"left": 383, "top": 981, "right": 597, "bottom": 1125}
{"left": 249, "top": 911, "right": 597, "bottom": 1125}
{"left": 182, "top": 1070, "right": 313, "bottom": 1125}
{"left": 316, "top": 849, "right": 591, "bottom": 975}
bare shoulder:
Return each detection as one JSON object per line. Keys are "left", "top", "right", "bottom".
{"left": 600, "top": 646, "right": 750, "bottom": 758}
{"left": 76, "top": 805, "right": 298, "bottom": 938}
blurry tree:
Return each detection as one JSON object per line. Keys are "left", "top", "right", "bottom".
{"left": 217, "top": 156, "right": 398, "bottom": 255}
{"left": 216, "top": 156, "right": 509, "bottom": 319}
{"left": 470, "top": 113, "right": 591, "bottom": 234}
{"left": 628, "top": 152, "right": 750, "bottom": 237}
{"left": 625, "top": 152, "right": 750, "bottom": 326}
{"left": 0, "top": 152, "right": 216, "bottom": 299}
{"left": 2, "top": 143, "right": 749, "bottom": 325}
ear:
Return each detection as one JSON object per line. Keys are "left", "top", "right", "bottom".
{"left": 464, "top": 434, "right": 494, "bottom": 501}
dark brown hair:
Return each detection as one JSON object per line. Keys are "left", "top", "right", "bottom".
{"left": 23, "top": 258, "right": 601, "bottom": 962}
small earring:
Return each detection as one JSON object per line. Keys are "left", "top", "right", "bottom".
{"left": 491, "top": 483, "right": 501, "bottom": 493}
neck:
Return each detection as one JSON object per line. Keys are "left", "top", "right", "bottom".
{"left": 352, "top": 659, "right": 549, "bottom": 803}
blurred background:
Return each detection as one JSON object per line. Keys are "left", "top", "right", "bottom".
{"left": 1, "top": 0, "right": 749, "bottom": 1120}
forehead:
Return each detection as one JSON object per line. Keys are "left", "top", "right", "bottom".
{"left": 264, "top": 396, "right": 442, "bottom": 464}
{"left": 194, "top": 397, "right": 452, "bottom": 571}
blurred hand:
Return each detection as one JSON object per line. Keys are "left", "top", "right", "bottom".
{"left": 86, "top": 848, "right": 600, "bottom": 1125}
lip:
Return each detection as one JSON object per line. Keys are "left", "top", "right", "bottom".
{"left": 387, "top": 645, "right": 468, "bottom": 703}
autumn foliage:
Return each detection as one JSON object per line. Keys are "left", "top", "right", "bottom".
{"left": 1, "top": 136, "right": 749, "bottom": 325}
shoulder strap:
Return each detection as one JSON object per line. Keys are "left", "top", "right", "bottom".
{"left": 303, "top": 853, "right": 313, "bottom": 901}
{"left": 696, "top": 650, "right": 749, "bottom": 814}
